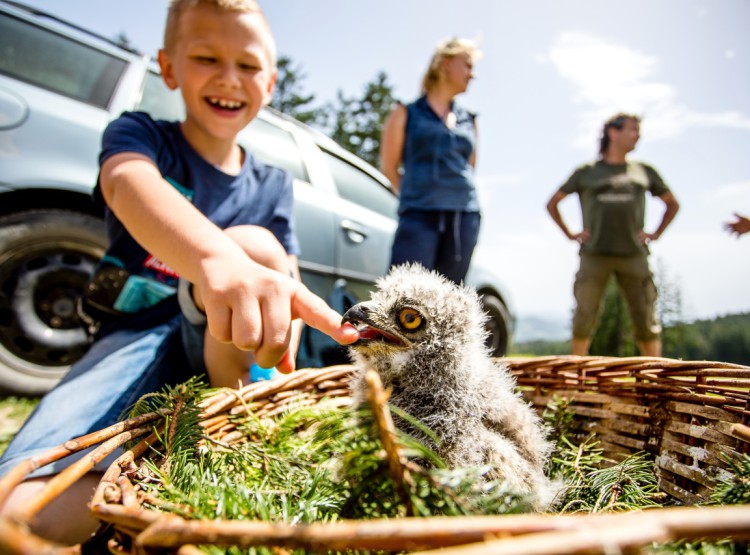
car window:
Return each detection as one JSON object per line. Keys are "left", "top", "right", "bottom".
{"left": 136, "top": 70, "right": 185, "bottom": 121}
{"left": 241, "top": 118, "right": 309, "bottom": 182}
{"left": 0, "top": 12, "right": 127, "bottom": 108}
{"left": 322, "top": 151, "right": 398, "bottom": 219}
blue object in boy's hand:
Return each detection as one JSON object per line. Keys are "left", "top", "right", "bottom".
{"left": 249, "top": 363, "right": 279, "bottom": 382}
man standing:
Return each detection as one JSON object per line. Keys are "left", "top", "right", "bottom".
{"left": 546, "top": 113, "right": 680, "bottom": 357}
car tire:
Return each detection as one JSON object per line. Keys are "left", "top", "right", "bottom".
{"left": 0, "top": 209, "right": 107, "bottom": 395}
{"left": 480, "top": 293, "right": 510, "bottom": 357}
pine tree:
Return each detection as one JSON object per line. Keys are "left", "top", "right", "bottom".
{"left": 269, "top": 55, "right": 321, "bottom": 125}
{"left": 589, "top": 261, "right": 697, "bottom": 358}
{"left": 322, "top": 71, "right": 397, "bottom": 167}
{"left": 654, "top": 258, "right": 696, "bottom": 359}
{"left": 589, "top": 279, "right": 637, "bottom": 357}
{"left": 114, "top": 31, "right": 136, "bottom": 51}
{"left": 327, "top": 90, "right": 358, "bottom": 154}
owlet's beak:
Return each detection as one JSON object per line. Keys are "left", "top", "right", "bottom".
{"left": 342, "top": 302, "right": 404, "bottom": 346}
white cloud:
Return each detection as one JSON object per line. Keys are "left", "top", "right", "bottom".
{"left": 546, "top": 31, "right": 750, "bottom": 149}
{"left": 711, "top": 180, "right": 750, "bottom": 201}
{"left": 549, "top": 31, "right": 660, "bottom": 100}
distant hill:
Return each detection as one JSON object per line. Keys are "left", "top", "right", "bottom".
{"left": 513, "top": 314, "right": 569, "bottom": 343}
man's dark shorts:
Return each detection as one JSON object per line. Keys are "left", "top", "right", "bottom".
{"left": 572, "top": 252, "right": 661, "bottom": 341}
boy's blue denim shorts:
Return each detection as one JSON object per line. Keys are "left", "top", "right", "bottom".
{"left": 0, "top": 311, "right": 206, "bottom": 479}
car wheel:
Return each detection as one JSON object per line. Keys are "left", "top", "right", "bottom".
{"left": 0, "top": 210, "right": 106, "bottom": 395}
{"left": 480, "top": 293, "right": 510, "bottom": 357}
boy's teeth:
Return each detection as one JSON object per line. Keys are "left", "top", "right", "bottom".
{"left": 209, "top": 97, "right": 242, "bottom": 109}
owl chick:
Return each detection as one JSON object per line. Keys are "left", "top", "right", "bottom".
{"left": 343, "top": 263, "right": 556, "bottom": 509}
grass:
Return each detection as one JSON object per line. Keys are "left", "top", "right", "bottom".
{"left": 0, "top": 395, "right": 39, "bottom": 457}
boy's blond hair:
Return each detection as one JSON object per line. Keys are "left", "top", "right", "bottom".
{"left": 420, "top": 37, "right": 480, "bottom": 94}
{"left": 163, "top": 0, "right": 277, "bottom": 66}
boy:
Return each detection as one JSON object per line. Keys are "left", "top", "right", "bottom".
{"left": 0, "top": 0, "right": 358, "bottom": 543}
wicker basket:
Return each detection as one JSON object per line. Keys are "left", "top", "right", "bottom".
{"left": 1, "top": 356, "right": 750, "bottom": 554}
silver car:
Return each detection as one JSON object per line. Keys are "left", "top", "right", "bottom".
{"left": 0, "top": 0, "right": 515, "bottom": 394}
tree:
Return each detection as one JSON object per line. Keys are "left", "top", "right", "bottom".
{"left": 589, "top": 279, "right": 637, "bottom": 357}
{"left": 516, "top": 312, "right": 750, "bottom": 364}
{"left": 114, "top": 31, "right": 136, "bottom": 52}
{"left": 322, "top": 71, "right": 397, "bottom": 167}
{"left": 588, "top": 260, "right": 707, "bottom": 359}
{"left": 269, "top": 56, "right": 321, "bottom": 125}
{"left": 327, "top": 90, "right": 357, "bottom": 153}
{"left": 653, "top": 259, "right": 699, "bottom": 358}
{"left": 266, "top": 58, "right": 396, "bottom": 168}
{"left": 674, "top": 313, "right": 750, "bottom": 364}
{"left": 654, "top": 259, "right": 684, "bottom": 329}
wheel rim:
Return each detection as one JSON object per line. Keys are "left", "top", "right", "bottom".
{"left": 480, "top": 295, "right": 509, "bottom": 357}
{"left": 0, "top": 244, "right": 99, "bottom": 371}
{"left": 484, "top": 317, "right": 503, "bottom": 354}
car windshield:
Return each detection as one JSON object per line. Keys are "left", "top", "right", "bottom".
{"left": 0, "top": 12, "right": 127, "bottom": 108}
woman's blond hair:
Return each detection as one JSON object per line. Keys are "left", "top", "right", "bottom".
{"left": 420, "top": 37, "right": 480, "bottom": 94}
{"left": 163, "top": 0, "right": 276, "bottom": 66}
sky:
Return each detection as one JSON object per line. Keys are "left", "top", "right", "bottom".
{"left": 23, "top": 0, "right": 750, "bottom": 337}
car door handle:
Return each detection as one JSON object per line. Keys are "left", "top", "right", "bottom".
{"left": 340, "top": 219, "right": 368, "bottom": 244}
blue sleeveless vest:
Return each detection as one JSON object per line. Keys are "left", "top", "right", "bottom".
{"left": 398, "top": 96, "right": 479, "bottom": 214}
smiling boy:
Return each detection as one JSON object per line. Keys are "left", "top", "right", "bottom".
{"left": 0, "top": 0, "right": 358, "bottom": 543}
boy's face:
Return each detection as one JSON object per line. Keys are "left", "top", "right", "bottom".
{"left": 158, "top": 4, "right": 276, "bottom": 147}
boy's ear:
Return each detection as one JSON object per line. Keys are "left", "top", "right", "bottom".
{"left": 262, "top": 68, "right": 278, "bottom": 106}
{"left": 158, "top": 49, "right": 179, "bottom": 91}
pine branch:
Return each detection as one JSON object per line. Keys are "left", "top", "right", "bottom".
{"left": 711, "top": 452, "right": 750, "bottom": 506}
{"left": 97, "top": 378, "right": 748, "bottom": 554}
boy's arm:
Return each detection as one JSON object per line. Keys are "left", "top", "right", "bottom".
{"left": 100, "top": 152, "right": 358, "bottom": 371}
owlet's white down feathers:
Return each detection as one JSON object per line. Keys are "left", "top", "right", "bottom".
{"left": 343, "top": 263, "right": 556, "bottom": 509}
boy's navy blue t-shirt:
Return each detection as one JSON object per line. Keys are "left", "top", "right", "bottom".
{"left": 95, "top": 111, "right": 300, "bottom": 312}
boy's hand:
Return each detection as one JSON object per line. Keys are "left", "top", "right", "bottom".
{"left": 196, "top": 257, "right": 359, "bottom": 373}
{"left": 100, "top": 155, "right": 359, "bottom": 375}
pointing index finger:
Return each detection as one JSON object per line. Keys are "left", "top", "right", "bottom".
{"left": 291, "top": 283, "right": 360, "bottom": 345}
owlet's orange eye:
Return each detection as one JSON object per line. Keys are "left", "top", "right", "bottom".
{"left": 397, "top": 308, "right": 423, "bottom": 331}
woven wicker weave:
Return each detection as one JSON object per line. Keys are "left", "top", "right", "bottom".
{"left": 1, "top": 356, "right": 749, "bottom": 554}
{"left": 511, "top": 356, "right": 750, "bottom": 505}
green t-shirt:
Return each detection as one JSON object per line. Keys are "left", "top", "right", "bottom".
{"left": 559, "top": 160, "right": 670, "bottom": 256}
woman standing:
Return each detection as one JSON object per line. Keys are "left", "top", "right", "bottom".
{"left": 380, "top": 38, "right": 480, "bottom": 284}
